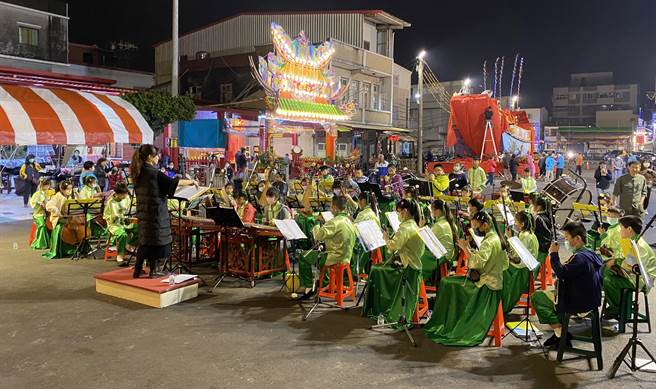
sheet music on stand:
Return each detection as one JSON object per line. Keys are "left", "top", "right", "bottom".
{"left": 626, "top": 240, "right": 654, "bottom": 289}
{"left": 321, "top": 211, "right": 334, "bottom": 222}
{"left": 386, "top": 211, "right": 401, "bottom": 233}
{"left": 418, "top": 226, "right": 448, "bottom": 259}
{"left": 469, "top": 228, "right": 484, "bottom": 248}
{"left": 497, "top": 203, "right": 515, "bottom": 226}
{"left": 507, "top": 236, "right": 540, "bottom": 271}
{"left": 174, "top": 185, "right": 209, "bottom": 202}
{"left": 355, "top": 220, "right": 386, "bottom": 252}
{"left": 274, "top": 219, "right": 308, "bottom": 241}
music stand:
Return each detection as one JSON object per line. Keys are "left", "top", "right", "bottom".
{"left": 406, "top": 178, "right": 433, "bottom": 198}
{"left": 162, "top": 197, "right": 195, "bottom": 275}
{"left": 357, "top": 182, "right": 384, "bottom": 202}
{"left": 67, "top": 199, "right": 102, "bottom": 260}
{"left": 119, "top": 194, "right": 139, "bottom": 267}
{"left": 206, "top": 207, "right": 244, "bottom": 291}
{"left": 272, "top": 219, "right": 308, "bottom": 296}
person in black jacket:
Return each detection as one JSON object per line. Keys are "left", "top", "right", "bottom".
{"left": 532, "top": 196, "right": 554, "bottom": 266}
{"left": 509, "top": 154, "right": 518, "bottom": 181}
{"left": 94, "top": 158, "right": 109, "bottom": 191}
{"left": 130, "top": 144, "right": 195, "bottom": 278}
{"left": 594, "top": 162, "right": 612, "bottom": 193}
{"left": 532, "top": 222, "right": 604, "bottom": 348}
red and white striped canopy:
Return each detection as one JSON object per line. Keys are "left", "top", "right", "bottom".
{"left": 0, "top": 83, "right": 153, "bottom": 145}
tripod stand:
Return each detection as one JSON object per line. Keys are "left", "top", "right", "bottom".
{"left": 369, "top": 264, "right": 418, "bottom": 347}
{"left": 608, "top": 266, "right": 656, "bottom": 378}
{"left": 71, "top": 199, "right": 101, "bottom": 261}
{"left": 162, "top": 199, "right": 194, "bottom": 275}
{"left": 503, "top": 269, "right": 547, "bottom": 355}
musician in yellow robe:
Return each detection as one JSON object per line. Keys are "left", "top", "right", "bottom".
{"left": 103, "top": 182, "right": 138, "bottom": 265}
{"left": 318, "top": 166, "right": 334, "bottom": 194}
{"left": 364, "top": 200, "right": 425, "bottom": 325}
{"left": 419, "top": 199, "right": 457, "bottom": 283}
{"left": 43, "top": 181, "right": 74, "bottom": 260}
{"left": 29, "top": 178, "right": 52, "bottom": 249}
{"left": 219, "top": 182, "right": 237, "bottom": 208}
{"left": 351, "top": 192, "right": 382, "bottom": 276}
{"left": 78, "top": 175, "right": 100, "bottom": 200}
{"left": 297, "top": 196, "right": 357, "bottom": 299}
{"left": 430, "top": 165, "right": 450, "bottom": 195}
{"left": 424, "top": 211, "right": 509, "bottom": 346}
{"left": 262, "top": 187, "right": 291, "bottom": 226}
{"left": 603, "top": 215, "right": 656, "bottom": 318}
{"left": 502, "top": 211, "right": 539, "bottom": 314}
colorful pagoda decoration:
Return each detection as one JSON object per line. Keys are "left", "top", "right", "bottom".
{"left": 250, "top": 22, "right": 354, "bottom": 158}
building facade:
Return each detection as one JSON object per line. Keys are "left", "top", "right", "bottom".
{"left": 523, "top": 107, "right": 548, "bottom": 151}
{"left": 551, "top": 72, "right": 638, "bottom": 126}
{"left": 153, "top": 11, "right": 413, "bottom": 163}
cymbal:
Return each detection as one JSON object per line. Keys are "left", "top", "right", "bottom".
{"left": 500, "top": 180, "right": 522, "bottom": 189}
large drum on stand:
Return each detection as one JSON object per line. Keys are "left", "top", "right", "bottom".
{"left": 542, "top": 174, "right": 592, "bottom": 228}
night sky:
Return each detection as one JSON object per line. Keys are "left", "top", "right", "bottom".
{"left": 66, "top": 0, "right": 656, "bottom": 111}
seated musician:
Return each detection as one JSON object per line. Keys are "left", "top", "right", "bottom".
{"left": 351, "top": 192, "right": 382, "bottom": 275}
{"left": 382, "top": 165, "right": 404, "bottom": 199}
{"left": 532, "top": 222, "right": 604, "bottom": 348}
{"left": 532, "top": 196, "right": 554, "bottom": 269}
{"left": 318, "top": 166, "right": 334, "bottom": 195}
{"left": 219, "top": 182, "right": 237, "bottom": 208}
{"left": 598, "top": 207, "right": 623, "bottom": 258}
{"left": 521, "top": 168, "right": 537, "bottom": 194}
{"left": 43, "top": 181, "right": 74, "bottom": 260}
{"left": 449, "top": 163, "right": 468, "bottom": 194}
{"left": 526, "top": 192, "right": 538, "bottom": 214}
{"left": 467, "top": 156, "right": 487, "bottom": 194}
{"left": 602, "top": 215, "right": 656, "bottom": 319}
{"left": 235, "top": 192, "right": 256, "bottom": 223}
{"left": 335, "top": 180, "right": 358, "bottom": 216}
{"left": 272, "top": 173, "right": 288, "bottom": 200}
{"left": 354, "top": 168, "right": 369, "bottom": 184}
{"left": 29, "top": 178, "right": 52, "bottom": 250}
{"left": 103, "top": 182, "right": 138, "bottom": 265}
{"left": 419, "top": 199, "right": 457, "bottom": 284}
{"left": 78, "top": 175, "right": 100, "bottom": 200}
{"left": 458, "top": 197, "right": 484, "bottom": 221}
{"left": 262, "top": 187, "right": 291, "bottom": 226}
{"left": 430, "top": 164, "right": 450, "bottom": 195}
{"left": 403, "top": 186, "right": 431, "bottom": 227}
{"left": 501, "top": 211, "right": 539, "bottom": 314}
{"left": 343, "top": 171, "right": 361, "bottom": 197}
{"left": 363, "top": 199, "right": 425, "bottom": 324}
{"left": 424, "top": 211, "right": 509, "bottom": 346}
{"left": 297, "top": 195, "right": 357, "bottom": 300}
{"left": 79, "top": 160, "right": 97, "bottom": 188}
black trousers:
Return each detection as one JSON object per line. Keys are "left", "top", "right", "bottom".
{"left": 22, "top": 180, "right": 36, "bottom": 205}
{"left": 134, "top": 243, "right": 171, "bottom": 273}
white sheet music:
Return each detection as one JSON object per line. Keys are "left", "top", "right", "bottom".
{"left": 469, "top": 228, "right": 484, "bottom": 248}
{"left": 386, "top": 211, "right": 401, "bottom": 233}
{"left": 355, "top": 220, "right": 386, "bottom": 252}
{"left": 321, "top": 211, "right": 334, "bottom": 222}
{"left": 628, "top": 240, "right": 654, "bottom": 289}
{"left": 497, "top": 203, "right": 515, "bottom": 226}
{"left": 418, "top": 226, "right": 448, "bottom": 259}
{"left": 174, "top": 185, "right": 209, "bottom": 201}
{"left": 508, "top": 236, "right": 540, "bottom": 271}
{"left": 160, "top": 274, "right": 198, "bottom": 285}
{"left": 274, "top": 219, "right": 308, "bottom": 240}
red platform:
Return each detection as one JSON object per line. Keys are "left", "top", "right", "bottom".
{"left": 95, "top": 268, "right": 200, "bottom": 308}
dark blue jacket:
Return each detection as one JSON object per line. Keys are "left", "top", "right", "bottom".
{"left": 550, "top": 247, "right": 604, "bottom": 314}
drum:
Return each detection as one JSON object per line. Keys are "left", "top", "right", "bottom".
{"left": 543, "top": 177, "right": 578, "bottom": 204}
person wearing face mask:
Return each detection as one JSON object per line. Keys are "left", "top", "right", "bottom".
{"left": 382, "top": 165, "right": 404, "bottom": 199}
{"left": 532, "top": 196, "right": 554, "bottom": 271}
{"left": 501, "top": 211, "right": 539, "bottom": 314}
{"left": 78, "top": 176, "right": 101, "bottom": 200}
{"left": 531, "top": 222, "right": 604, "bottom": 348}
{"left": 601, "top": 215, "right": 656, "bottom": 320}
{"left": 296, "top": 195, "right": 357, "bottom": 300}
{"left": 19, "top": 154, "right": 42, "bottom": 207}
{"left": 363, "top": 199, "right": 425, "bottom": 326}
{"left": 351, "top": 192, "right": 383, "bottom": 276}
{"left": 29, "top": 178, "right": 52, "bottom": 250}
{"left": 612, "top": 159, "right": 647, "bottom": 218}
{"left": 598, "top": 207, "right": 623, "bottom": 261}
{"left": 235, "top": 192, "right": 256, "bottom": 224}
{"left": 165, "top": 162, "right": 177, "bottom": 179}
{"left": 43, "top": 181, "right": 75, "bottom": 260}
{"left": 79, "top": 160, "right": 97, "bottom": 188}
{"left": 94, "top": 158, "right": 109, "bottom": 191}
{"left": 449, "top": 163, "right": 468, "bottom": 194}
{"left": 130, "top": 144, "right": 195, "bottom": 278}
{"left": 419, "top": 199, "right": 458, "bottom": 285}
{"left": 424, "top": 211, "right": 509, "bottom": 346}
{"left": 261, "top": 187, "right": 291, "bottom": 226}
{"left": 468, "top": 156, "right": 487, "bottom": 193}
{"left": 103, "top": 182, "right": 138, "bottom": 266}
{"left": 108, "top": 166, "right": 126, "bottom": 191}
{"left": 431, "top": 165, "right": 450, "bottom": 195}
{"left": 317, "top": 166, "right": 334, "bottom": 195}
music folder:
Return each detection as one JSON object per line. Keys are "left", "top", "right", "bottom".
{"left": 469, "top": 228, "right": 484, "bottom": 249}
{"left": 355, "top": 220, "right": 386, "bottom": 252}
{"left": 625, "top": 240, "right": 654, "bottom": 289}
{"left": 507, "top": 236, "right": 540, "bottom": 271}
{"left": 206, "top": 207, "right": 244, "bottom": 228}
{"left": 385, "top": 211, "right": 401, "bottom": 233}
{"left": 274, "top": 219, "right": 308, "bottom": 241}
{"left": 497, "top": 203, "right": 515, "bottom": 226}
{"left": 418, "top": 226, "right": 448, "bottom": 259}
{"left": 320, "top": 211, "right": 334, "bottom": 222}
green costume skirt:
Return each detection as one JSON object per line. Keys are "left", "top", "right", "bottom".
{"left": 31, "top": 216, "right": 49, "bottom": 250}
{"left": 363, "top": 264, "right": 421, "bottom": 325}
{"left": 603, "top": 267, "right": 635, "bottom": 317}
{"left": 298, "top": 249, "right": 327, "bottom": 289}
{"left": 424, "top": 276, "right": 500, "bottom": 346}
{"left": 532, "top": 290, "right": 559, "bottom": 325}
{"left": 501, "top": 265, "right": 530, "bottom": 314}
{"left": 295, "top": 213, "right": 318, "bottom": 250}
{"left": 110, "top": 224, "right": 139, "bottom": 255}
{"left": 42, "top": 224, "right": 76, "bottom": 260}
{"left": 586, "top": 230, "right": 602, "bottom": 251}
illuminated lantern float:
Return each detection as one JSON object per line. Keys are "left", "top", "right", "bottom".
{"left": 251, "top": 22, "right": 354, "bottom": 160}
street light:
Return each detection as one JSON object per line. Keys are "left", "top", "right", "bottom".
{"left": 417, "top": 50, "right": 426, "bottom": 59}
{"left": 416, "top": 50, "right": 426, "bottom": 174}
{"left": 512, "top": 95, "right": 519, "bottom": 109}
{"left": 464, "top": 78, "right": 471, "bottom": 86}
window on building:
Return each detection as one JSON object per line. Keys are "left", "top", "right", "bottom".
{"left": 340, "top": 77, "right": 349, "bottom": 104}
{"left": 18, "top": 25, "right": 39, "bottom": 46}
{"left": 372, "top": 84, "right": 380, "bottom": 110}
{"left": 362, "top": 82, "right": 371, "bottom": 109}
{"left": 82, "top": 52, "right": 93, "bottom": 65}
{"left": 317, "top": 142, "right": 326, "bottom": 157}
{"left": 363, "top": 40, "right": 370, "bottom": 51}
{"left": 376, "top": 30, "right": 388, "bottom": 56}
{"left": 219, "top": 83, "right": 233, "bottom": 103}
{"left": 336, "top": 143, "right": 349, "bottom": 158}
{"left": 349, "top": 80, "right": 360, "bottom": 107}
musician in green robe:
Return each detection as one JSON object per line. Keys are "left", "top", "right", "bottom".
{"left": 419, "top": 199, "right": 457, "bottom": 283}
{"left": 262, "top": 187, "right": 291, "bottom": 226}
{"left": 78, "top": 175, "right": 100, "bottom": 200}
{"left": 363, "top": 199, "right": 425, "bottom": 325}
{"left": 103, "top": 182, "right": 138, "bottom": 265}
{"left": 603, "top": 215, "right": 656, "bottom": 318}
{"left": 29, "top": 179, "right": 51, "bottom": 250}
{"left": 350, "top": 192, "right": 382, "bottom": 276}
{"left": 296, "top": 195, "right": 357, "bottom": 300}
{"left": 424, "top": 211, "right": 509, "bottom": 346}
{"left": 318, "top": 165, "right": 335, "bottom": 195}
{"left": 468, "top": 156, "right": 487, "bottom": 194}
{"left": 502, "top": 211, "right": 539, "bottom": 314}
{"left": 43, "top": 181, "right": 75, "bottom": 260}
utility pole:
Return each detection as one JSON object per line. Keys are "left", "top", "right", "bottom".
{"left": 416, "top": 52, "right": 425, "bottom": 175}
{"left": 171, "top": 0, "right": 179, "bottom": 97}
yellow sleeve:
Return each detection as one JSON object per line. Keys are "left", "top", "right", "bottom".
{"left": 312, "top": 220, "right": 336, "bottom": 242}
{"left": 469, "top": 237, "right": 493, "bottom": 270}
{"left": 19, "top": 165, "right": 26, "bottom": 179}
{"left": 387, "top": 226, "right": 409, "bottom": 252}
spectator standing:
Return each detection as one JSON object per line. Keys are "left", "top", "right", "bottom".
{"left": 545, "top": 153, "right": 555, "bottom": 181}
{"left": 556, "top": 153, "right": 565, "bottom": 178}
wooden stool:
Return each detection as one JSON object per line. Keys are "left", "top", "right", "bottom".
{"left": 412, "top": 280, "right": 430, "bottom": 324}
{"left": 371, "top": 248, "right": 383, "bottom": 265}
{"left": 425, "top": 262, "right": 449, "bottom": 294}
{"left": 455, "top": 251, "right": 468, "bottom": 276}
{"left": 28, "top": 222, "right": 36, "bottom": 245}
{"left": 487, "top": 300, "right": 505, "bottom": 347}
{"left": 318, "top": 263, "right": 356, "bottom": 308}
{"left": 557, "top": 308, "right": 603, "bottom": 370}
{"left": 516, "top": 272, "right": 536, "bottom": 315}
{"left": 617, "top": 287, "right": 651, "bottom": 334}
{"left": 103, "top": 234, "right": 117, "bottom": 262}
